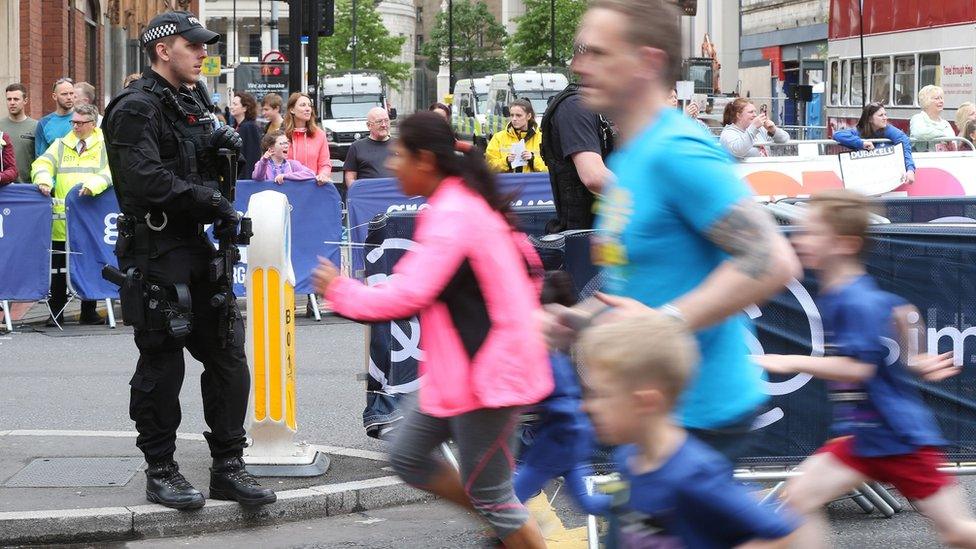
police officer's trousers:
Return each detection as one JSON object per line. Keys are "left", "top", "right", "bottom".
{"left": 121, "top": 235, "right": 249, "bottom": 464}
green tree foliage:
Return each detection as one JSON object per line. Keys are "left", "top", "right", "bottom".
{"left": 421, "top": 0, "right": 508, "bottom": 79}
{"left": 507, "top": 0, "right": 586, "bottom": 68}
{"left": 318, "top": 0, "right": 411, "bottom": 89}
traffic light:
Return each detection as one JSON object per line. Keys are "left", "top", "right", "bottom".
{"left": 303, "top": 0, "right": 335, "bottom": 37}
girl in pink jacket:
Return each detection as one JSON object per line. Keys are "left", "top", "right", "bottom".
{"left": 313, "top": 112, "right": 551, "bottom": 548}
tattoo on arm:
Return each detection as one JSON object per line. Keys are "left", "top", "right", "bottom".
{"left": 706, "top": 200, "right": 778, "bottom": 279}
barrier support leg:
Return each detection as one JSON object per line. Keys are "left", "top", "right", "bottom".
{"left": 849, "top": 490, "right": 876, "bottom": 513}
{"left": 586, "top": 514, "right": 600, "bottom": 549}
{"left": 868, "top": 482, "right": 902, "bottom": 513}
{"left": 105, "top": 298, "right": 116, "bottom": 329}
{"left": 858, "top": 483, "right": 896, "bottom": 518}
{"left": 1, "top": 301, "right": 12, "bottom": 333}
{"left": 308, "top": 294, "right": 322, "bottom": 322}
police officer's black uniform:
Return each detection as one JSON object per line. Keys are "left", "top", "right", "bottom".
{"left": 102, "top": 11, "right": 275, "bottom": 510}
{"left": 540, "top": 83, "right": 615, "bottom": 233}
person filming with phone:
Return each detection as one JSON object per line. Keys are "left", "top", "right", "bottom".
{"left": 720, "top": 98, "right": 789, "bottom": 159}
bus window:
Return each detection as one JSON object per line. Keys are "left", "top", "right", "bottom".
{"left": 842, "top": 60, "right": 850, "bottom": 105}
{"left": 893, "top": 55, "right": 916, "bottom": 106}
{"left": 850, "top": 60, "right": 865, "bottom": 106}
{"left": 919, "top": 52, "right": 941, "bottom": 92}
{"left": 830, "top": 61, "right": 840, "bottom": 105}
{"left": 871, "top": 58, "right": 891, "bottom": 104}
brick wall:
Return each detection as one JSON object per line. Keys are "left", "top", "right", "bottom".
{"left": 19, "top": 0, "right": 44, "bottom": 118}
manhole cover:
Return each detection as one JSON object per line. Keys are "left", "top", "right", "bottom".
{"left": 3, "top": 457, "right": 144, "bottom": 487}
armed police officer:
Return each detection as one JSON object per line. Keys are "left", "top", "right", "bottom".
{"left": 102, "top": 12, "right": 275, "bottom": 510}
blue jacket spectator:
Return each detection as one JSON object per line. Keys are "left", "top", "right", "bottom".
{"left": 35, "top": 78, "right": 77, "bottom": 157}
{"left": 834, "top": 102, "right": 915, "bottom": 183}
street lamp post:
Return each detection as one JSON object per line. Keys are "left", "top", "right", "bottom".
{"left": 448, "top": 0, "right": 454, "bottom": 90}
{"left": 352, "top": 0, "right": 358, "bottom": 69}
{"left": 550, "top": 0, "right": 556, "bottom": 67}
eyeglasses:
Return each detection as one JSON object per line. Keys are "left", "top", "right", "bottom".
{"left": 71, "top": 119, "right": 95, "bottom": 126}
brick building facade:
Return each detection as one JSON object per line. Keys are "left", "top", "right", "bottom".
{"left": 2, "top": 0, "right": 200, "bottom": 119}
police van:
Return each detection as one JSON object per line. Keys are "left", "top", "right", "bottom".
{"left": 484, "top": 71, "right": 569, "bottom": 139}
{"left": 320, "top": 73, "right": 390, "bottom": 162}
{"left": 451, "top": 76, "right": 491, "bottom": 146}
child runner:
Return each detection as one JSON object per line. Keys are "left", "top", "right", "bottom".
{"left": 514, "top": 271, "right": 612, "bottom": 516}
{"left": 579, "top": 312, "right": 799, "bottom": 548}
{"left": 311, "top": 112, "right": 552, "bottom": 548}
{"left": 251, "top": 131, "right": 316, "bottom": 184}
{"left": 756, "top": 189, "right": 976, "bottom": 548}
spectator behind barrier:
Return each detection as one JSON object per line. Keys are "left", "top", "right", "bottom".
{"left": 35, "top": 78, "right": 75, "bottom": 158}
{"left": 261, "top": 93, "right": 284, "bottom": 136}
{"left": 430, "top": 102, "right": 475, "bottom": 153}
{"left": 964, "top": 119, "right": 976, "bottom": 150}
{"left": 719, "top": 97, "right": 789, "bottom": 159}
{"left": 667, "top": 88, "right": 708, "bottom": 130}
{"left": 486, "top": 98, "right": 547, "bottom": 173}
{"left": 343, "top": 107, "right": 393, "bottom": 186}
{"left": 833, "top": 102, "right": 916, "bottom": 185}
{"left": 0, "top": 130, "right": 16, "bottom": 185}
{"left": 284, "top": 92, "right": 331, "bottom": 184}
{"left": 230, "top": 92, "right": 262, "bottom": 180}
{"left": 1, "top": 83, "right": 38, "bottom": 182}
{"left": 251, "top": 131, "right": 316, "bottom": 184}
{"left": 955, "top": 101, "right": 976, "bottom": 138}
{"left": 910, "top": 85, "right": 955, "bottom": 152}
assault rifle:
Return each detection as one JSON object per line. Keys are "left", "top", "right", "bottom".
{"left": 210, "top": 148, "right": 252, "bottom": 348}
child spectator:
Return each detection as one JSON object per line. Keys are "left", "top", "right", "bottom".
{"left": 251, "top": 131, "right": 315, "bottom": 184}
{"left": 756, "top": 189, "right": 976, "bottom": 548}
{"left": 579, "top": 312, "right": 798, "bottom": 548}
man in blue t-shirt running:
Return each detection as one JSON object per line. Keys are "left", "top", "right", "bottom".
{"left": 542, "top": 0, "right": 800, "bottom": 462}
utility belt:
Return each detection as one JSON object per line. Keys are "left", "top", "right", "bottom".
{"left": 105, "top": 213, "right": 198, "bottom": 337}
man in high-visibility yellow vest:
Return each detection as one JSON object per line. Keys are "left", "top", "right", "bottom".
{"left": 31, "top": 103, "right": 112, "bottom": 326}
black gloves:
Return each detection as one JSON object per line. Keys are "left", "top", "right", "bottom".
{"left": 209, "top": 125, "right": 243, "bottom": 153}
{"left": 191, "top": 185, "right": 239, "bottom": 233}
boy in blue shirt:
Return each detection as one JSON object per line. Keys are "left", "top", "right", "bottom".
{"left": 756, "top": 189, "right": 976, "bottom": 548}
{"left": 579, "top": 312, "right": 798, "bottom": 548}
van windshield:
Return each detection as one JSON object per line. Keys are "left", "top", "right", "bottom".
{"left": 326, "top": 94, "right": 383, "bottom": 119}
{"left": 516, "top": 91, "right": 556, "bottom": 117}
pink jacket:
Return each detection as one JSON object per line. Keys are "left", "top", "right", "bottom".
{"left": 327, "top": 177, "right": 553, "bottom": 417}
{"left": 287, "top": 128, "right": 331, "bottom": 177}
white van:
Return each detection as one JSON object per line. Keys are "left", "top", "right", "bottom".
{"left": 451, "top": 76, "right": 491, "bottom": 144}
{"left": 484, "top": 71, "right": 569, "bottom": 138}
{"left": 320, "top": 74, "right": 389, "bottom": 161}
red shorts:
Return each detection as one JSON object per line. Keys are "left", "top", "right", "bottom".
{"left": 817, "top": 437, "right": 954, "bottom": 500}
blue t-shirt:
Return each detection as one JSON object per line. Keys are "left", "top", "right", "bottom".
{"left": 610, "top": 436, "right": 797, "bottom": 548}
{"left": 818, "top": 275, "right": 945, "bottom": 457}
{"left": 35, "top": 112, "right": 73, "bottom": 158}
{"left": 594, "top": 108, "right": 765, "bottom": 429}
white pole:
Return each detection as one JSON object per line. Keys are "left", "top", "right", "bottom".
{"left": 270, "top": 0, "right": 280, "bottom": 52}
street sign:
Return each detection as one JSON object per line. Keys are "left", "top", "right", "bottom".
{"left": 262, "top": 50, "right": 288, "bottom": 63}
{"left": 234, "top": 63, "right": 290, "bottom": 102}
{"left": 300, "top": 35, "right": 309, "bottom": 45}
{"left": 201, "top": 56, "right": 222, "bottom": 77}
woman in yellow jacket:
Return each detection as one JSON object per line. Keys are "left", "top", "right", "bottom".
{"left": 485, "top": 98, "right": 548, "bottom": 173}
{"left": 31, "top": 104, "right": 112, "bottom": 326}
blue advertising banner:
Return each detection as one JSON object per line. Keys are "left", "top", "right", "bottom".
{"left": 362, "top": 212, "right": 976, "bottom": 464}
{"left": 0, "top": 185, "right": 53, "bottom": 300}
{"left": 234, "top": 180, "right": 343, "bottom": 296}
{"left": 65, "top": 185, "right": 121, "bottom": 300}
{"left": 346, "top": 173, "right": 553, "bottom": 275}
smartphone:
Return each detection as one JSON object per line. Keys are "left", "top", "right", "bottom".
{"left": 760, "top": 104, "right": 768, "bottom": 115}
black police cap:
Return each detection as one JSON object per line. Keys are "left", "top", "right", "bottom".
{"left": 142, "top": 11, "right": 219, "bottom": 47}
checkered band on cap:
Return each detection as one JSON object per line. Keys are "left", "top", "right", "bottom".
{"left": 142, "top": 23, "right": 179, "bottom": 45}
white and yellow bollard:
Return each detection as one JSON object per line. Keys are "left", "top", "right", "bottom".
{"left": 243, "top": 190, "right": 329, "bottom": 477}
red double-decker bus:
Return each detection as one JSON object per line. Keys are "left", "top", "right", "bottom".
{"left": 826, "top": 0, "right": 976, "bottom": 134}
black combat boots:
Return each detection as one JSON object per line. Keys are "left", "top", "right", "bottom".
{"left": 209, "top": 457, "right": 277, "bottom": 506}
{"left": 145, "top": 461, "right": 205, "bottom": 510}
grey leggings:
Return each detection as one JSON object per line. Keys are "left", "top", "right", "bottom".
{"left": 390, "top": 405, "right": 529, "bottom": 539}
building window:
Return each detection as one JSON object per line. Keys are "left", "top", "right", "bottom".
{"left": 870, "top": 57, "right": 890, "bottom": 104}
{"left": 893, "top": 55, "right": 916, "bottom": 106}
{"left": 249, "top": 33, "right": 262, "bottom": 58}
{"left": 850, "top": 59, "right": 865, "bottom": 106}
{"left": 416, "top": 35, "right": 423, "bottom": 55}
{"left": 416, "top": 6, "right": 422, "bottom": 23}
{"left": 829, "top": 61, "right": 840, "bottom": 105}
{"left": 85, "top": 0, "right": 99, "bottom": 86}
{"left": 919, "top": 52, "right": 941, "bottom": 95}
